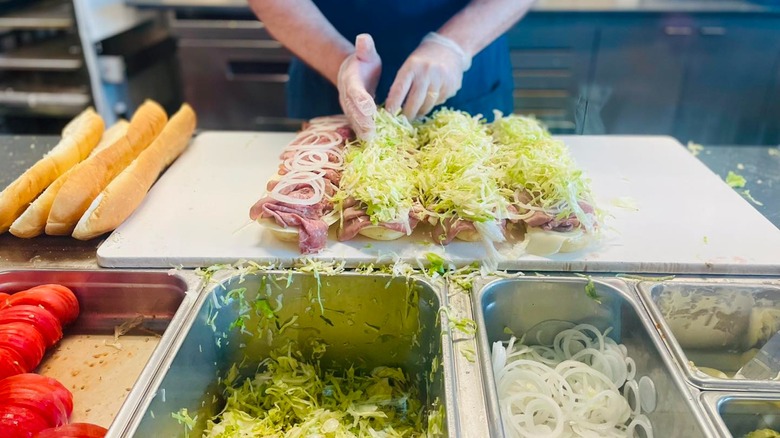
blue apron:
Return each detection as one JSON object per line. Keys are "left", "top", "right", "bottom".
{"left": 286, "top": 0, "right": 514, "bottom": 121}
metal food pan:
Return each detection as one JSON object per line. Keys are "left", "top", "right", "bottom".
{"left": 636, "top": 278, "right": 780, "bottom": 391}
{"left": 701, "top": 392, "right": 780, "bottom": 438}
{"left": 0, "top": 269, "right": 198, "bottom": 433}
{"left": 124, "top": 271, "right": 458, "bottom": 437}
{"left": 473, "top": 276, "right": 714, "bottom": 437}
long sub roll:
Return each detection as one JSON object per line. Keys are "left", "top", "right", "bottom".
{"left": 9, "top": 120, "right": 130, "bottom": 238}
{"left": 73, "top": 104, "right": 197, "bottom": 240}
{"left": 46, "top": 100, "right": 167, "bottom": 235}
{"left": 0, "top": 108, "right": 104, "bottom": 233}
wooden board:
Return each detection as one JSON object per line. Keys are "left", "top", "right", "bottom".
{"left": 97, "top": 132, "right": 780, "bottom": 275}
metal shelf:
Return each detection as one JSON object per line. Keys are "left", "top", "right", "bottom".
{"left": 0, "top": 80, "right": 89, "bottom": 117}
{"left": 0, "top": 0, "right": 73, "bottom": 30}
{"left": 0, "top": 37, "right": 82, "bottom": 71}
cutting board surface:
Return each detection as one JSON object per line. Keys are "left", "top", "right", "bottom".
{"left": 98, "top": 132, "right": 780, "bottom": 274}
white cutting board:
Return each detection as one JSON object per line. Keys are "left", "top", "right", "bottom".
{"left": 97, "top": 132, "right": 780, "bottom": 274}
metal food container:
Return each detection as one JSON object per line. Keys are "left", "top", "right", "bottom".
{"left": 636, "top": 279, "right": 780, "bottom": 390}
{"left": 473, "top": 276, "right": 714, "bottom": 437}
{"left": 123, "top": 271, "right": 458, "bottom": 437}
{"left": 0, "top": 269, "right": 197, "bottom": 432}
{"left": 701, "top": 392, "right": 780, "bottom": 438}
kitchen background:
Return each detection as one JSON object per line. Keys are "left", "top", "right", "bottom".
{"left": 1, "top": 0, "right": 779, "bottom": 145}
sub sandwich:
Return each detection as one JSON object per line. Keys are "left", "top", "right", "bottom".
{"left": 249, "top": 115, "right": 352, "bottom": 254}
{"left": 416, "top": 109, "right": 511, "bottom": 258}
{"left": 490, "top": 113, "right": 598, "bottom": 256}
{"left": 333, "top": 108, "right": 422, "bottom": 241}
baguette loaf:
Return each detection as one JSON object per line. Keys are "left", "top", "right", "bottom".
{"left": 0, "top": 107, "right": 104, "bottom": 233}
{"left": 46, "top": 100, "right": 167, "bottom": 235}
{"left": 9, "top": 120, "right": 130, "bottom": 238}
{"left": 73, "top": 104, "right": 197, "bottom": 240}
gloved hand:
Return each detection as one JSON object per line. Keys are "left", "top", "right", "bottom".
{"left": 337, "top": 34, "right": 381, "bottom": 140}
{"left": 386, "top": 32, "right": 472, "bottom": 121}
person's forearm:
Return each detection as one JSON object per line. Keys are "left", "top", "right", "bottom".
{"left": 437, "top": 0, "right": 535, "bottom": 58}
{"left": 248, "top": 0, "right": 353, "bottom": 85}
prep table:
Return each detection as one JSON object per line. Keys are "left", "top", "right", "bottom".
{"left": 2, "top": 134, "right": 779, "bottom": 270}
{"left": 2, "top": 133, "right": 780, "bottom": 438}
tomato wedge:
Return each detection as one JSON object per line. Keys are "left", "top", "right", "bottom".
{"left": 15, "top": 286, "right": 79, "bottom": 326}
{"left": 0, "top": 374, "right": 73, "bottom": 423}
{"left": 0, "top": 323, "right": 47, "bottom": 372}
{"left": 0, "top": 348, "right": 26, "bottom": 379}
{"left": 34, "top": 423, "right": 107, "bottom": 438}
{"left": 0, "top": 404, "right": 51, "bottom": 438}
{"left": 0, "top": 306, "right": 62, "bottom": 347}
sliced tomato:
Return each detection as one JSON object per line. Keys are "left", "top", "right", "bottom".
{"left": 0, "top": 323, "right": 46, "bottom": 371}
{"left": 6, "top": 292, "right": 75, "bottom": 327}
{"left": 0, "top": 386, "right": 69, "bottom": 428}
{"left": 0, "top": 374, "right": 73, "bottom": 422}
{"left": 0, "top": 306, "right": 62, "bottom": 347}
{"left": 34, "top": 423, "right": 108, "bottom": 438}
{"left": 0, "top": 404, "right": 50, "bottom": 438}
{"left": 17, "top": 286, "right": 79, "bottom": 326}
{"left": 0, "top": 293, "right": 10, "bottom": 307}
{"left": 0, "top": 348, "right": 26, "bottom": 379}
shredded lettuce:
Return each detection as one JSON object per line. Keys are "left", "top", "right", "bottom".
{"left": 416, "top": 109, "right": 510, "bottom": 224}
{"left": 334, "top": 108, "right": 419, "bottom": 226}
{"left": 204, "top": 344, "right": 437, "bottom": 437}
{"left": 490, "top": 112, "right": 597, "bottom": 232}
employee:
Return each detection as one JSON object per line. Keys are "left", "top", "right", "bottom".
{"left": 248, "top": 0, "right": 533, "bottom": 139}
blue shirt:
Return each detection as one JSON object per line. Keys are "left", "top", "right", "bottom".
{"left": 286, "top": 0, "right": 514, "bottom": 121}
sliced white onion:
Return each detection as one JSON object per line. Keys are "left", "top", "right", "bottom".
{"left": 622, "top": 379, "right": 641, "bottom": 416}
{"left": 493, "top": 325, "right": 655, "bottom": 438}
{"left": 283, "top": 149, "right": 344, "bottom": 172}
{"left": 627, "top": 414, "right": 653, "bottom": 438}
{"left": 288, "top": 131, "right": 343, "bottom": 150}
{"left": 269, "top": 172, "right": 325, "bottom": 205}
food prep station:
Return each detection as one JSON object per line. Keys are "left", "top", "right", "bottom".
{"left": 2, "top": 133, "right": 780, "bottom": 437}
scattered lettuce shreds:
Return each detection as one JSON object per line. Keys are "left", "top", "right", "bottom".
{"left": 726, "top": 170, "right": 747, "bottom": 188}
{"left": 204, "top": 344, "right": 436, "bottom": 438}
{"left": 687, "top": 141, "right": 704, "bottom": 156}
{"left": 742, "top": 190, "right": 764, "bottom": 206}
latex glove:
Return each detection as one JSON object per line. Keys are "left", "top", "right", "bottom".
{"left": 337, "top": 34, "right": 381, "bottom": 140}
{"left": 386, "top": 32, "right": 472, "bottom": 121}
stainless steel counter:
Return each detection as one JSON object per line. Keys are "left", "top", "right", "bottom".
{"left": 1, "top": 134, "right": 778, "bottom": 270}
{"left": 126, "top": 0, "right": 780, "bottom": 13}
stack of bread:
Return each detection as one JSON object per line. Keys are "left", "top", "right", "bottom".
{"left": 0, "top": 100, "right": 196, "bottom": 240}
